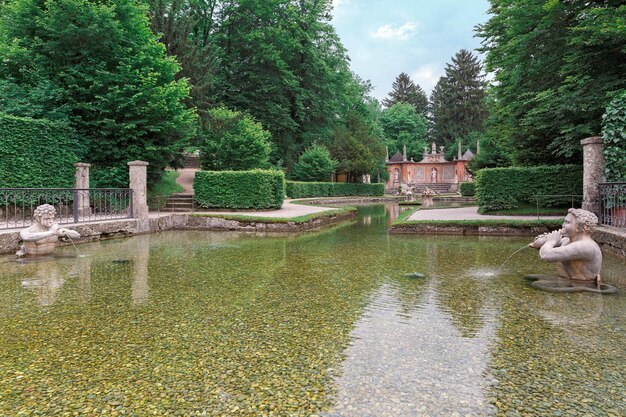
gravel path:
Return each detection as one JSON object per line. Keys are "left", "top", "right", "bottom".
{"left": 407, "top": 206, "right": 562, "bottom": 221}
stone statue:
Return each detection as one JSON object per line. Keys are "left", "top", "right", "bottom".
{"left": 431, "top": 142, "right": 437, "bottom": 154}
{"left": 16, "top": 204, "right": 80, "bottom": 257}
{"left": 529, "top": 208, "right": 602, "bottom": 282}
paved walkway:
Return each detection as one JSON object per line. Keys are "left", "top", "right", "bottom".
{"left": 149, "top": 199, "right": 338, "bottom": 219}
{"left": 174, "top": 168, "right": 198, "bottom": 193}
{"left": 407, "top": 206, "right": 563, "bottom": 221}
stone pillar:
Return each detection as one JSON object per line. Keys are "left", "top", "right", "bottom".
{"left": 74, "top": 163, "right": 91, "bottom": 217}
{"left": 128, "top": 160, "right": 149, "bottom": 232}
{"left": 581, "top": 136, "right": 605, "bottom": 216}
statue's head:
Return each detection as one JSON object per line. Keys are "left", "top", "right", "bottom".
{"left": 33, "top": 204, "right": 56, "bottom": 229}
{"left": 563, "top": 208, "right": 598, "bottom": 237}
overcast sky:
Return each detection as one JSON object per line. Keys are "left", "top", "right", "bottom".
{"left": 331, "top": 0, "right": 491, "bottom": 101}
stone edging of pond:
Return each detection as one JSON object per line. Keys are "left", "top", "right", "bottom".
{"left": 0, "top": 210, "right": 358, "bottom": 256}
{"left": 389, "top": 223, "right": 557, "bottom": 236}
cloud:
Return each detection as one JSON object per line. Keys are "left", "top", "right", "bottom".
{"left": 411, "top": 64, "right": 442, "bottom": 93}
{"left": 370, "top": 22, "right": 418, "bottom": 41}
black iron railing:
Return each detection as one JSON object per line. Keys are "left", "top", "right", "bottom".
{"left": 599, "top": 182, "right": 626, "bottom": 228}
{"left": 1, "top": 188, "right": 133, "bottom": 230}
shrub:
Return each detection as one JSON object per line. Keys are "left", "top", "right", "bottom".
{"left": 200, "top": 107, "right": 271, "bottom": 171}
{"left": 0, "top": 113, "right": 80, "bottom": 187}
{"left": 475, "top": 165, "right": 583, "bottom": 212}
{"left": 602, "top": 90, "right": 626, "bottom": 182}
{"left": 194, "top": 170, "right": 284, "bottom": 209}
{"left": 291, "top": 144, "right": 338, "bottom": 182}
{"left": 286, "top": 181, "right": 384, "bottom": 198}
{"left": 460, "top": 182, "right": 475, "bottom": 196}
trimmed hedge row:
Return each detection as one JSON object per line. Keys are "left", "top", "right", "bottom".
{"left": 460, "top": 182, "right": 475, "bottom": 196}
{"left": 0, "top": 113, "right": 80, "bottom": 187}
{"left": 194, "top": 170, "right": 285, "bottom": 209}
{"left": 285, "top": 181, "right": 384, "bottom": 198}
{"left": 475, "top": 165, "right": 583, "bottom": 212}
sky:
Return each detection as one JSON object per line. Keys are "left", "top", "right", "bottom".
{"left": 331, "top": 0, "right": 491, "bottom": 101}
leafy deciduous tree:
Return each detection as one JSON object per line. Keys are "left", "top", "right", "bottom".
{"left": 291, "top": 144, "right": 337, "bottom": 182}
{"left": 200, "top": 107, "right": 271, "bottom": 171}
{"left": 379, "top": 103, "right": 427, "bottom": 161}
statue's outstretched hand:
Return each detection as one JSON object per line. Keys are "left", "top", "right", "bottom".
{"left": 529, "top": 232, "right": 548, "bottom": 248}
{"left": 545, "top": 230, "right": 562, "bottom": 246}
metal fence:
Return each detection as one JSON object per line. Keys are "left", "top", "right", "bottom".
{"left": 531, "top": 194, "right": 583, "bottom": 219}
{"left": 1, "top": 188, "right": 133, "bottom": 230}
{"left": 599, "top": 182, "right": 626, "bottom": 228}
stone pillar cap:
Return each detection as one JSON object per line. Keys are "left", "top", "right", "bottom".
{"left": 580, "top": 136, "right": 603, "bottom": 145}
{"left": 74, "top": 162, "right": 91, "bottom": 167}
{"left": 127, "top": 160, "right": 149, "bottom": 166}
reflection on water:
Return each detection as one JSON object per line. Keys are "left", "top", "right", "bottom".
{"left": 323, "top": 283, "right": 497, "bottom": 417}
{"left": 0, "top": 204, "right": 624, "bottom": 416}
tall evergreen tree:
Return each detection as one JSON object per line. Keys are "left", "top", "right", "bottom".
{"left": 477, "top": 0, "right": 626, "bottom": 165}
{"left": 382, "top": 72, "right": 428, "bottom": 116}
{"left": 429, "top": 49, "right": 487, "bottom": 147}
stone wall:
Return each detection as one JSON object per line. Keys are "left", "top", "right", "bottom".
{"left": 592, "top": 226, "right": 626, "bottom": 258}
{"left": 389, "top": 224, "right": 555, "bottom": 236}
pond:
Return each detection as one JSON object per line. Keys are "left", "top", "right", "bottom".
{"left": 0, "top": 205, "right": 624, "bottom": 416}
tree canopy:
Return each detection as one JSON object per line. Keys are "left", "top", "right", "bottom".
{"left": 477, "top": 0, "right": 626, "bottom": 165}
{"left": 380, "top": 103, "right": 427, "bottom": 161}
{"left": 291, "top": 144, "right": 338, "bottom": 182}
{"left": 428, "top": 49, "right": 487, "bottom": 148}
{"left": 0, "top": 0, "right": 196, "bottom": 186}
{"left": 382, "top": 72, "right": 428, "bottom": 116}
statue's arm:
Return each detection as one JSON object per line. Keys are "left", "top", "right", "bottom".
{"left": 20, "top": 229, "right": 57, "bottom": 242}
{"left": 539, "top": 242, "right": 590, "bottom": 262}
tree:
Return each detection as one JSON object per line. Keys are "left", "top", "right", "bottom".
{"left": 330, "top": 111, "right": 386, "bottom": 182}
{"left": 382, "top": 72, "right": 428, "bottom": 116}
{"left": 602, "top": 90, "right": 626, "bottom": 182}
{"left": 291, "top": 144, "right": 338, "bottom": 182}
{"left": 0, "top": 0, "right": 196, "bottom": 186}
{"left": 200, "top": 107, "right": 271, "bottom": 171}
{"left": 429, "top": 49, "right": 487, "bottom": 147}
{"left": 379, "top": 103, "right": 427, "bottom": 161}
{"left": 477, "top": 0, "right": 626, "bottom": 165}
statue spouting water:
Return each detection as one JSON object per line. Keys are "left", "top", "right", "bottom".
{"left": 16, "top": 204, "right": 80, "bottom": 257}
{"left": 527, "top": 208, "right": 616, "bottom": 293}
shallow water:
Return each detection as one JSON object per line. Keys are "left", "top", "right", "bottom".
{"left": 0, "top": 205, "right": 624, "bottom": 416}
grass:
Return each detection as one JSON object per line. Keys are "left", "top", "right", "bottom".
{"left": 147, "top": 170, "right": 184, "bottom": 209}
{"left": 482, "top": 206, "right": 569, "bottom": 216}
{"left": 189, "top": 206, "right": 357, "bottom": 223}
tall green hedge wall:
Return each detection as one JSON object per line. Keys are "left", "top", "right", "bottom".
{"left": 194, "top": 170, "right": 285, "bottom": 209}
{"left": 459, "top": 182, "right": 475, "bottom": 196}
{"left": 0, "top": 114, "right": 80, "bottom": 187}
{"left": 286, "top": 181, "right": 384, "bottom": 198}
{"left": 475, "top": 165, "right": 583, "bottom": 212}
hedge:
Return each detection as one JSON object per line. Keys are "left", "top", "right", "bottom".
{"left": 459, "top": 182, "right": 475, "bottom": 196}
{"left": 194, "top": 170, "right": 285, "bottom": 209}
{"left": 475, "top": 165, "right": 583, "bottom": 212}
{"left": 0, "top": 113, "right": 80, "bottom": 188}
{"left": 285, "top": 181, "right": 384, "bottom": 198}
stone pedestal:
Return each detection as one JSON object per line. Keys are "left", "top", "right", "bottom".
{"left": 128, "top": 161, "right": 149, "bottom": 232}
{"left": 581, "top": 137, "right": 605, "bottom": 216}
{"left": 74, "top": 163, "right": 91, "bottom": 218}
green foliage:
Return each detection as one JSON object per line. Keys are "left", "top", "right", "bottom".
{"left": 194, "top": 170, "right": 285, "bottom": 209}
{"left": 147, "top": 170, "right": 183, "bottom": 209}
{"left": 602, "top": 90, "right": 626, "bottom": 182}
{"left": 291, "top": 144, "right": 338, "bottom": 182}
{"left": 477, "top": 1, "right": 626, "bottom": 165}
{"left": 199, "top": 107, "right": 271, "bottom": 171}
{"left": 459, "top": 182, "right": 475, "bottom": 197}
{"left": 0, "top": 0, "right": 197, "bottom": 187}
{"left": 285, "top": 181, "right": 384, "bottom": 198}
{"left": 475, "top": 165, "right": 583, "bottom": 213}
{"left": 330, "top": 110, "right": 386, "bottom": 182}
{"left": 429, "top": 49, "right": 487, "bottom": 147}
{"left": 0, "top": 113, "right": 80, "bottom": 187}
{"left": 380, "top": 103, "right": 427, "bottom": 161}
{"left": 382, "top": 72, "right": 428, "bottom": 116}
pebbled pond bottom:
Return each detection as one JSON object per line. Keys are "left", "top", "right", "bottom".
{"left": 0, "top": 205, "right": 624, "bottom": 416}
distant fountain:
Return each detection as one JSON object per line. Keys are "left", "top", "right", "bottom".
{"left": 16, "top": 204, "right": 81, "bottom": 257}
{"left": 526, "top": 208, "right": 616, "bottom": 294}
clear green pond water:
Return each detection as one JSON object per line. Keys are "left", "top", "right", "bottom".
{"left": 0, "top": 205, "right": 624, "bottom": 416}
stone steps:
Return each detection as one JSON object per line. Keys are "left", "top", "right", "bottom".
{"left": 183, "top": 156, "right": 201, "bottom": 169}
{"left": 163, "top": 193, "right": 195, "bottom": 212}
